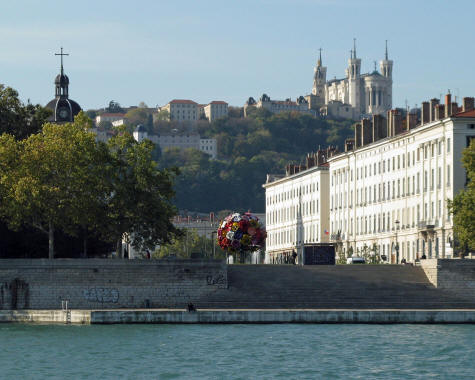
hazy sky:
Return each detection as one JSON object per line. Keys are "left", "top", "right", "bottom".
{"left": 1, "top": 0, "right": 474, "bottom": 110}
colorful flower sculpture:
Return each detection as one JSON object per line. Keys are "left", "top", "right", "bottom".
{"left": 217, "top": 212, "right": 266, "bottom": 253}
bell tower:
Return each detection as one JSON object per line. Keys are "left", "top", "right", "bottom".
{"left": 380, "top": 40, "right": 393, "bottom": 78}
{"left": 348, "top": 38, "right": 362, "bottom": 112}
{"left": 312, "top": 48, "right": 327, "bottom": 97}
{"left": 379, "top": 40, "right": 393, "bottom": 109}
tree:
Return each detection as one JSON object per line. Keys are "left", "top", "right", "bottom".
{"left": 449, "top": 139, "right": 475, "bottom": 254}
{"left": 102, "top": 129, "right": 181, "bottom": 257}
{"left": 0, "top": 84, "right": 51, "bottom": 140}
{"left": 153, "top": 229, "right": 222, "bottom": 259}
{"left": 106, "top": 100, "right": 124, "bottom": 113}
{"left": 0, "top": 112, "right": 106, "bottom": 258}
{"left": 125, "top": 107, "right": 151, "bottom": 128}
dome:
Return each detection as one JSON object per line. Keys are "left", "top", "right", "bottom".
{"left": 46, "top": 97, "right": 82, "bottom": 123}
{"left": 55, "top": 73, "right": 69, "bottom": 85}
{"left": 135, "top": 124, "right": 146, "bottom": 132}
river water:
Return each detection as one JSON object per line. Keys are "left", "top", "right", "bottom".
{"left": 0, "top": 324, "right": 473, "bottom": 379}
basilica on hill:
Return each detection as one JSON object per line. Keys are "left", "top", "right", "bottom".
{"left": 305, "top": 40, "right": 393, "bottom": 120}
{"left": 245, "top": 40, "right": 394, "bottom": 120}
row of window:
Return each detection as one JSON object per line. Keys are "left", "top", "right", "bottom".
{"left": 267, "top": 224, "right": 320, "bottom": 247}
{"left": 351, "top": 237, "right": 442, "bottom": 260}
{"left": 332, "top": 201, "right": 449, "bottom": 237}
{"left": 266, "top": 182, "right": 320, "bottom": 206}
{"left": 267, "top": 200, "right": 320, "bottom": 225}
{"left": 331, "top": 165, "right": 451, "bottom": 209}
{"left": 332, "top": 138, "right": 451, "bottom": 186}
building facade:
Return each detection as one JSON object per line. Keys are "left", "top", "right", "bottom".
{"left": 328, "top": 94, "right": 475, "bottom": 263}
{"left": 244, "top": 94, "right": 316, "bottom": 117}
{"left": 263, "top": 151, "right": 333, "bottom": 264}
{"left": 160, "top": 99, "right": 199, "bottom": 122}
{"left": 204, "top": 101, "right": 228, "bottom": 121}
{"left": 133, "top": 125, "right": 218, "bottom": 159}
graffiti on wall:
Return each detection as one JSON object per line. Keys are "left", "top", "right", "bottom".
{"left": 83, "top": 287, "right": 119, "bottom": 303}
{"left": 206, "top": 273, "right": 227, "bottom": 286}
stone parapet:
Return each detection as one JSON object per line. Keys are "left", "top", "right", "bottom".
{"left": 420, "top": 259, "right": 475, "bottom": 293}
{"left": 0, "top": 259, "right": 227, "bottom": 310}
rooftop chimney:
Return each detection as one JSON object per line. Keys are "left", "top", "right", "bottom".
{"left": 445, "top": 93, "right": 452, "bottom": 117}
{"left": 407, "top": 112, "right": 418, "bottom": 130}
{"left": 354, "top": 122, "right": 362, "bottom": 148}
{"left": 345, "top": 138, "right": 355, "bottom": 152}
{"left": 362, "top": 118, "right": 372, "bottom": 145}
{"left": 463, "top": 97, "right": 475, "bottom": 112}
{"left": 372, "top": 114, "right": 386, "bottom": 142}
{"left": 421, "top": 101, "right": 430, "bottom": 125}
{"left": 435, "top": 104, "right": 445, "bottom": 120}
{"left": 430, "top": 98, "right": 439, "bottom": 122}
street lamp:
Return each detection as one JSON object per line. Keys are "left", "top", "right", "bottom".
{"left": 395, "top": 219, "right": 400, "bottom": 264}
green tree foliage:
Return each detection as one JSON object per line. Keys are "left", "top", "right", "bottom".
{"left": 0, "top": 112, "right": 180, "bottom": 258}
{"left": 153, "top": 229, "right": 223, "bottom": 259}
{"left": 450, "top": 139, "right": 475, "bottom": 253}
{"left": 156, "top": 111, "right": 353, "bottom": 213}
{"left": 0, "top": 113, "right": 105, "bottom": 258}
{"left": 125, "top": 107, "right": 152, "bottom": 128}
{"left": 102, "top": 129, "right": 181, "bottom": 257}
{"left": 106, "top": 100, "right": 124, "bottom": 113}
{"left": 0, "top": 84, "right": 51, "bottom": 140}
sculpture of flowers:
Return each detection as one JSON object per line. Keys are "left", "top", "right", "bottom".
{"left": 217, "top": 212, "right": 266, "bottom": 262}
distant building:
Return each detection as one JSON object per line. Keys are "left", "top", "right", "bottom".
{"left": 305, "top": 41, "right": 393, "bottom": 119}
{"left": 160, "top": 99, "right": 199, "bottom": 122}
{"left": 244, "top": 94, "right": 316, "bottom": 117}
{"left": 204, "top": 101, "right": 228, "bottom": 121}
{"left": 133, "top": 125, "right": 218, "bottom": 159}
{"left": 45, "top": 48, "right": 82, "bottom": 123}
{"left": 95, "top": 113, "right": 126, "bottom": 125}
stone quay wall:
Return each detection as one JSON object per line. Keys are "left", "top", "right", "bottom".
{"left": 421, "top": 259, "right": 475, "bottom": 293}
{"left": 0, "top": 259, "right": 227, "bottom": 310}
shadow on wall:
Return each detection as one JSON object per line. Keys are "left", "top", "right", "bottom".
{"left": 0, "top": 278, "right": 29, "bottom": 310}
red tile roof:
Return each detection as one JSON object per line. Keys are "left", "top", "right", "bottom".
{"left": 209, "top": 101, "right": 228, "bottom": 105}
{"left": 454, "top": 109, "right": 475, "bottom": 118}
{"left": 169, "top": 99, "right": 198, "bottom": 105}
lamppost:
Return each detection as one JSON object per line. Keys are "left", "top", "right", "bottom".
{"left": 395, "top": 220, "right": 400, "bottom": 264}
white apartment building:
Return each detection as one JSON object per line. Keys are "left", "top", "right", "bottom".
{"left": 204, "top": 101, "right": 228, "bottom": 121}
{"left": 329, "top": 94, "right": 475, "bottom": 263}
{"left": 263, "top": 152, "right": 332, "bottom": 264}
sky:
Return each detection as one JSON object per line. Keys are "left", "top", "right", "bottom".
{"left": 1, "top": 0, "right": 474, "bottom": 110}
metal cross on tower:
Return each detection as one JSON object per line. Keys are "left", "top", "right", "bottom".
{"left": 55, "top": 47, "right": 69, "bottom": 75}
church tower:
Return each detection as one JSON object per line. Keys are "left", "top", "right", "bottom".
{"left": 347, "top": 39, "right": 362, "bottom": 113}
{"left": 379, "top": 40, "right": 393, "bottom": 109}
{"left": 312, "top": 48, "right": 327, "bottom": 99}
{"left": 46, "top": 47, "right": 81, "bottom": 123}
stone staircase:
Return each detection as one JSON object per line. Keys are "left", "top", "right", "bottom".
{"left": 196, "top": 265, "right": 475, "bottom": 309}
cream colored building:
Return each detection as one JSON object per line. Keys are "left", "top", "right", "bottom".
{"left": 328, "top": 94, "right": 475, "bottom": 263}
{"left": 204, "top": 101, "right": 228, "bottom": 121}
{"left": 133, "top": 125, "right": 218, "bottom": 159}
{"left": 160, "top": 99, "right": 199, "bottom": 122}
{"left": 263, "top": 150, "right": 333, "bottom": 264}
{"left": 95, "top": 113, "right": 126, "bottom": 125}
{"left": 244, "top": 94, "right": 316, "bottom": 117}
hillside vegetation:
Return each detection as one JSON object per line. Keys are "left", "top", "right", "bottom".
{"left": 157, "top": 108, "right": 354, "bottom": 213}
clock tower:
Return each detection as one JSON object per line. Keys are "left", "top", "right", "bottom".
{"left": 46, "top": 47, "right": 82, "bottom": 123}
